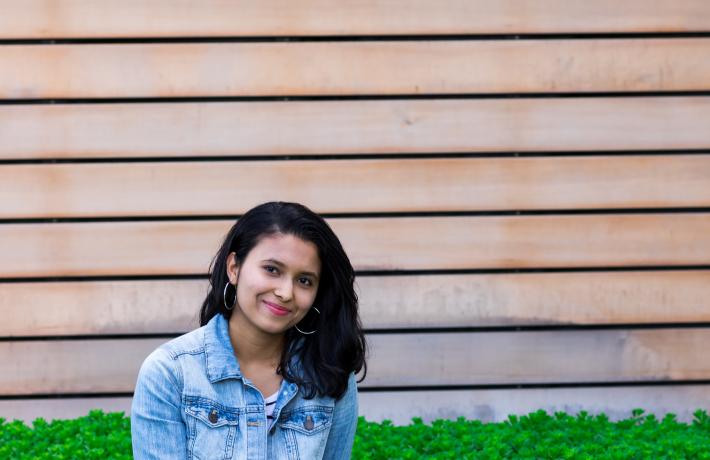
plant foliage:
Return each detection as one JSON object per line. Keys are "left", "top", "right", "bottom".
{"left": 0, "top": 410, "right": 131, "bottom": 460}
{"left": 353, "top": 409, "right": 710, "bottom": 459}
{"left": 1, "top": 408, "right": 709, "bottom": 459}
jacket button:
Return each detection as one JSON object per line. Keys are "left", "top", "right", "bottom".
{"left": 304, "top": 415, "right": 314, "bottom": 431}
{"left": 209, "top": 409, "right": 218, "bottom": 424}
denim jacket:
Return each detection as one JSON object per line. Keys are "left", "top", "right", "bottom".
{"left": 131, "top": 313, "right": 358, "bottom": 460}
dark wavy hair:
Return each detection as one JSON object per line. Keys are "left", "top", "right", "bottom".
{"left": 199, "top": 202, "right": 366, "bottom": 400}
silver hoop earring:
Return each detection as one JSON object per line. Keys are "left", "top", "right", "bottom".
{"left": 294, "top": 307, "right": 320, "bottom": 335}
{"left": 223, "top": 282, "right": 236, "bottom": 311}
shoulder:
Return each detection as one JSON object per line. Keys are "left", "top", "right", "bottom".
{"left": 161, "top": 326, "right": 206, "bottom": 358}
{"left": 137, "top": 326, "right": 206, "bottom": 387}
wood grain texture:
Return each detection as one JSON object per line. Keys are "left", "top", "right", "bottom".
{"left": 358, "top": 271, "right": 710, "bottom": 328}
{"left": 2, "top": 0, "right": 708, "bottom": 38}
{"left": 0, "top": 280, "right": 205, "bottom": 336}
{"left": 3, "top": 385, "right": 709, "bottom": 424}
{"left": 3, "top": 155, "right": 710, "bottom": 218}
{"left": 0, "top": 338, "right": 164, "bottom": 395}
{"left": 0, "top": 214, "right": 708, "bottom": 277}
{"left": 3, "top": 97, "right": 709, "bottom": 160}
{"left": 364, "top": 329, "right": 710, "bottom": 386}
{"left": 358, "top": 386, "right": 710, "bottom": 424}
{"left": 2, "top": 329, "right": 709, "bottom": 394}
{"left": 3, "top": 39, "right": 710, "bottom": 98}
{"left": 0, "top": 397, "right": 133, "bottom": 423}
{"left": 2, "top": 271, "right": 710, "bottom": 337}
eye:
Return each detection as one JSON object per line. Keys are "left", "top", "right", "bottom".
{"left": 299, "top": 277, "right": 314, "bottom": 287}
{"left": 263, "top": 265, "right": 279, "bottom": 275}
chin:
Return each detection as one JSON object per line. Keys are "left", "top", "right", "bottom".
{"left": 257, "top": 319, "right": 290, "bottom": 336}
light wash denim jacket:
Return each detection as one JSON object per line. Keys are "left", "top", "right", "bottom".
{"left": 131, "top": 313, "right": 358, "bottom": 460}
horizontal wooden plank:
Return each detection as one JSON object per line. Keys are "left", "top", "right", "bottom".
{"left": 358, "top": 386, "right": 710, "bottom": 424}
{"left": 3, "top": 98, "right": 709, "bottom": 160}
{"left": 3, "top": 385, "right": 709, "bottom": 424}
{"left": 2, "top": 329, "right": 709, "bottom": 394}
{"left": 365, "top": 329, "right": 710, "bottom": 386}
{"left": 1, "top": 214, "right": 708, "bottom": 277}
{"left": 3, "top": 39, "right": 710, "bottom": 98}
{"left": 3, "top": 155, "right": 709, "bottom": 218}
{"left": 0, "top": 338, "right": 162, "bottom": 395}
{"left": 2, "top": 0, "right": 708, "bottom": 38}
{"left": 2, "top": 271, "right": 710, "bottom": 337}
{"left": 0, "top": 397, "right": 132, "bottom": 423}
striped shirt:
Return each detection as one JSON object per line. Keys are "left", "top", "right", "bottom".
{"left": 265, "top": 390, "right": 278, "bottom": 428}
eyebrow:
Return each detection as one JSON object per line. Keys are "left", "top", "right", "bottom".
{"left": 261, "top": 258, "right": 319, "bottom": 279}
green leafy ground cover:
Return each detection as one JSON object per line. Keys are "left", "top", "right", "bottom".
{"left": 1, "top": 409, "right": 709, "bottom": 459}
{"left": 0, "top": 411, "right": 131, "bottom": 460}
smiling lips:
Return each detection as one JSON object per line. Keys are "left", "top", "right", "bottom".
{"left": 263, "top": 300, "right": 291, "bottom": 316}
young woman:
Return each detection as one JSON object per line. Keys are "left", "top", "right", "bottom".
{"left": 131, "top": 202, "right": 367, "bottom": 459}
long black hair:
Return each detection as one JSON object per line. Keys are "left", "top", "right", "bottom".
{"left": 199, "top": 202, "right": 367, "bottom": 399}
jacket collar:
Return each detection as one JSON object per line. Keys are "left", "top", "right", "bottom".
{"left": 204, "top": 313, "right": 243, "bottom": 383}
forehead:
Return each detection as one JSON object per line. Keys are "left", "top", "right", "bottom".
{"left": 247, "top": 233, "right": 321, "bottom": 274}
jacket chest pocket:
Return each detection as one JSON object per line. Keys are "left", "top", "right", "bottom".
{"left": 184, "top": 397, "right": 240, "bottom": 460}
{"left": 277, "top": 406, "right": 333, "bottom": 460}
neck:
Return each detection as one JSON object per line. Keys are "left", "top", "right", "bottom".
{"left": 228, "top": 310, "right": 284, "bottom": 368}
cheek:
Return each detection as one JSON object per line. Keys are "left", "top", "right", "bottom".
{"left": 297, "top": 289, "right": 318, "bottom": 310}
{"left": 236, "top": 271, "right": 270, "bottom": 300}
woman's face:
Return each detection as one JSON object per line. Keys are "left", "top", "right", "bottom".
{"left": 227, "top": 232, "right": 321, "bottom": 336}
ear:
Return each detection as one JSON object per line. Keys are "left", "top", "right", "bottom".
{"left": 226, "top": 252, "right": 240, "bottom": 285}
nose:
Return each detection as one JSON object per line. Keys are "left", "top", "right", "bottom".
{"left": 274, "top": 278, "right": 293, "bottom": 302}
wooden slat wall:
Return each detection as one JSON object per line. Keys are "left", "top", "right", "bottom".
{"left": 3, "top": 156, "right": 710, "bottom": 217}
{"left": 1, "top": 1, "right": 709, "bottom": 425}
{"left": 3, "top": 98, "right": 710, "bottom": 159}
{"left": 2, "top": 215, "right": 709, "bottom": 276}
{"left": 1, "top": 0, "right": 709, "bottom": 37}
{"left": 3, "top": 329, "right": 710, "bottom": 394}
{"left": 4, "top": 39, "right": 710, "bottom": 97}
{"left": 3, "top": 271, "right": 710, "bottom": 337}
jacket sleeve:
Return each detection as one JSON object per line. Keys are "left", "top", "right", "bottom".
{"left": 131, "top": 346, "right": 188, "bottom": 460}
{"left": 322, "top": 372, "right": 359, "bottom": 460}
